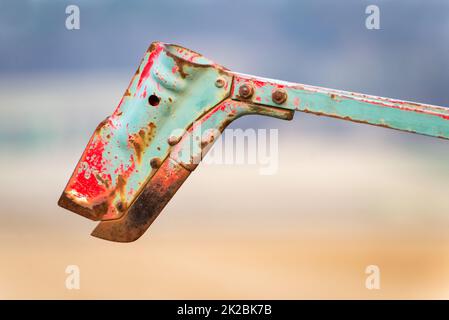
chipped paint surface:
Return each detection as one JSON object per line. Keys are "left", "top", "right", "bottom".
{"left": 232, "top": 73, "right": 449, "bottom": 139}
{"left": 91, "top": 158, "right": 191, "bottom": 242}
{"left": 59, "top": 42, "right": 449, "bottom": 242}
{"left": 59, "top": 42, "right": 231, "bottom": 221}
{"left": 170, "top": 100, "right": 293, "bottom": 171}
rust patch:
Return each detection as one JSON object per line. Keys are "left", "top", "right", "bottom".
{"left": 147, "top": 42, "right": 158, "bottom": 53}
{"left": 90, "top": 159, "right": 191, "bottom": 242}
{"left": 95, "top": 173, "right": 110, "bottom": 189}
{"left": 58, "top": 192, "right": 108, "bottom": 221}
{"left": 95, "top": 117, "right": 109, "bottom": 134}
{"left": 128, "top": 122, "right": 157, "bottom": 163}
{"left": 166, "top": 51, "right": 190, "bottom": 78}
{"left": 165, "top": 48, "right": 215, "bottom": 79}
{"left": 116, "top": 175, "right": 126, "bottom": 200}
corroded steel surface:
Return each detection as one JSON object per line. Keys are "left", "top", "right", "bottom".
{"left": 91, "top": 100, "right": 293, "bottom": 242}
{"left": 232, "top": 73, "right": 449, "bottom": 139}
{"left": 59, "top": 41, "right": 449, "bottom": 242}
{"left": 91, "top": 158, "right": 191, "bottom": 242}
{"left": 59, "top": 42, "right": 231, "bottom": 223}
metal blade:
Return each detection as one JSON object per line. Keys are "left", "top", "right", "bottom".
{"left": 91, "top": 158, "right": 191, "bottom": 242}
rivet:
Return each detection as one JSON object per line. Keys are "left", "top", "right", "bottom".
{"left": 239, "top": 83, "right": 254, "bottom": 99}
{"left": 215, "top": 77, "right": 226, "bottom": 88}
{"left": 115, "top": 201, "right": 124, "bottom": 212}
{"left": 272, "top": 89, "right": 287, "bottom": 104}
{"left": 150, "top": 157, "right": 162, "bottom": 169}
{"left": 167, "top": 135, "right": 181, "bottom": 146}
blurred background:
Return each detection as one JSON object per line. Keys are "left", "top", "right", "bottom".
{"left": 1, "top": 0, "right": 449, "bottom": 299}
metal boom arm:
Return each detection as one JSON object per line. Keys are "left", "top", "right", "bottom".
{"left": 233, "top": 73, "right": 449, "bottom": 139}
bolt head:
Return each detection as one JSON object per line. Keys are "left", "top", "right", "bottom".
{"left": 150, "top": 157, "right": 162, "bottom": 169}
{"left": 239, "top": 84, "right": 254, "bottom": 99}
{"left": 272, "top": 89, "right": 288, "bottom": 104}
{"left": 215, "top": 77, "right": 226, "bottom": 88}
{"left": 167, "top": 135, "right": 181, "bottom": 146}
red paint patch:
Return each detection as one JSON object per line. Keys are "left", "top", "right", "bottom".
{"left": 137, "top": 45, "right": 163, "bottom": 90}
{"left": 252, "top": 80, "right": 266, "bottom": 88}
{"left": 70, "top": 138, "right": 110, "bottom": 199}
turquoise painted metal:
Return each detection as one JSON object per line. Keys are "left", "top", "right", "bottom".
{"left": 59, "top": 42, "right": 449, "bottom": 242}
{"left": 233, "top": 74, "right": 449, "bottom": 138}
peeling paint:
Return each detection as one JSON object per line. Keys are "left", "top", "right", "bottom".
{"left": 59, "top": 42, "right": 449, "bottom": 242}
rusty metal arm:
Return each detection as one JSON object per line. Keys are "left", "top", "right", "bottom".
{"left": 232, "top": 73, "right": 449, "bottom": 139}
{"left": 58, "top": 42, "right": 449, "bottom": 242}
